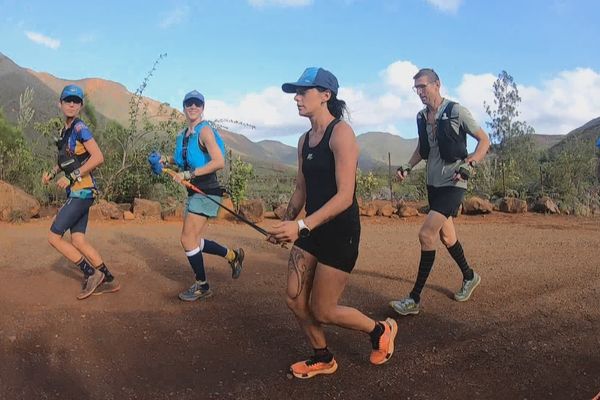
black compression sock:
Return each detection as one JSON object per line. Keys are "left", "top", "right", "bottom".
{"left": 369, "top": 322, "right": 385, "bottom": 349}
{"left": 313, "top": 347, "right": 334, "bottom": 363}
{"left": 76, "top": 257, "right": 95, "bottom": 276}
{"left": 98, "top": 263, "right": 114, "bottom": 282}
{"left": 447, "top": 241, "right": 474, "bottom": 281}
{"left": 409, "top": 250, "right": 436, "bottom": 304}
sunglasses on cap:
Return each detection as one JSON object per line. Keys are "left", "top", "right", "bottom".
{"left": 62, "top": 96, "right": 83, "bottom": 104}
{"left": 184, "top": 98, "right": 204, "bottom": 108}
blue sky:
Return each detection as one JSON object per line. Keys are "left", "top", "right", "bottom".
{"left": 1, "top": 0, "right": 599, "bottom": 145}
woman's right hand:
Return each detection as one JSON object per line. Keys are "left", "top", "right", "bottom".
{"left": 42, "top": 172, "right": 51, "bottom": 185}
{"left": 396, "top": 164, "right": 411, "bottom": 182}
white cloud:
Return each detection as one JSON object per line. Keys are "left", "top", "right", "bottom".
{"left": 518, "top": 68, "right": 600, "bottom": 134}
{"left": 248, "top": 0, "right": 313, "bottom": 8}
{"left": 424, "top": 0, "right": 463, "bottom": 13}
{"left": 159, "top": 5, "right": 190, "bottom": 28}
{"left": 455, "top": 72, "right": 496, "bottom": 122}
{"left": 381, "top": 60, "right": 419, "bottom": 92}
{"left": 25, "top": 31, "right": 60, "bottom": 49}
{"left": 455, "top": 68, "right": 600, "bottom": 135}
{"left": 199, "top": 61, "right": 600, "bottom": 144}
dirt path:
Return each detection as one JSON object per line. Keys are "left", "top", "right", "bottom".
{"left": 0, "top": 214, "right": 599, "bottom": 400}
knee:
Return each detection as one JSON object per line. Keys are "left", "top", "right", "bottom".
{"left": 310, "top": 301, "right": 334, "bottom": 325}
{"left": 48, "top": 232, "right": 60, "bottom": 247}
{"left": 286, "top": 295, "right": 310, "bottom": 320}
{"left": 439, "top": 233, "right": 455, "bottom": 247}
{"left": 418, "top": 229, "right": 436, "bottom": 247}
{"left": 180, "top": 234, "right": 193, "bottom": 250}
{"left": 71, "top": 236, "right": 87, "bottom": 250}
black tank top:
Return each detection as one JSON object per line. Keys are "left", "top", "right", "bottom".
{"left": 301, "top": 119, "right": 359, "bottom": 225}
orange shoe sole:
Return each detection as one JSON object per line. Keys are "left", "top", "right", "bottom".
{"left": 291, "top": 359, "right": 338, "bottom": 379}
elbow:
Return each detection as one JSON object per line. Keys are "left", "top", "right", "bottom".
{"left": 341, "top": 193, "right": 354, "bottom": 210}
{"left": 96, "top": 154, "right": 104, "bottom": 167}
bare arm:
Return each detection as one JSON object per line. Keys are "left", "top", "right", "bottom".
{"left": 466, "top": 128, "right": 490, "bottom": 164}
{"left": 407, "top": 142, "right": 423, "bottom": 169}
{"left": 397, "top": 142, "right": 423, "bottom": 180}
{"left": 79, "top": 138, "right": 104, "bottom": 175}
{"left": 282, "top": 133, "right": 308, "bottom": 221}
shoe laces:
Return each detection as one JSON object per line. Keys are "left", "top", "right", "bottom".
{"left": 459, "top": 280, "right": 472, "bottom": 294}
{"left": 305, "top": 352, "right": 332, "bottom": 366}
{"left": 190, "top": 281, "right": 207, "bottom": 293}
{"left": 398, "top": 298, "right": 414, "bottom": 308}
{"left": 305, "top": 356, "right": 320, "bottom": 366}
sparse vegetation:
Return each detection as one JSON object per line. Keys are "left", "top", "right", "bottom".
{"left": 0, "top": 68, "right": 598, "bottom": 216}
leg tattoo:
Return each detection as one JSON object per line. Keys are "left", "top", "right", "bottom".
{"left": 288, "top": 248, "right": 315, "bottom": 300}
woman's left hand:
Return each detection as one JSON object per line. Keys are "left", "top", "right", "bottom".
{"left": 268, "top": 221, "right": 299, "bottom": 243}
{"left": 56, "top": 176, "right": 71, "bottom": 189}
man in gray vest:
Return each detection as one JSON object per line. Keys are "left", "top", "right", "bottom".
{"left": 390, "top": 68, "right": 490, "bottom": 316}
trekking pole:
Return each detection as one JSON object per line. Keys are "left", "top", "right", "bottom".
{"left": 148, "top": 152, "right": 286, "bottom": 247}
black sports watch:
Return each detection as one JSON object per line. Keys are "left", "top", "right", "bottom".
{"left": 297, "top": 219, "right": 311, "bottom": 238}
{"left": 70, "top": 169, "right": 82, "bottom": 183}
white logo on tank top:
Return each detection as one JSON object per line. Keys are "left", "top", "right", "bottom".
{"left": 306, "top": 153, "right": 314, "bottom": 160}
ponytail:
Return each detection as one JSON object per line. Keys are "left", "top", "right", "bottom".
{"left": 317, "top": 88, "right": 348, "bottom": 120}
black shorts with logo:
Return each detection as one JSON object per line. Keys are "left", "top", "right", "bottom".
{"left": 427, "top": 185, "right": 466, "bottom": 218}
{"left": 50, "top": 197, "right": 94, "bottom": 235}
{"left": 294, "top": 216, "right": 360, "bottom": 273}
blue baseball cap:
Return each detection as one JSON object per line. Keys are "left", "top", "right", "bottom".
{"left": 282, "top": 67, "right": 339, "bottom": 96}
{"left": 60, "top": 84, "right": 84, "bottom": 101}
{"left": 183, "top": 90, "right": 205, "bottom": 106}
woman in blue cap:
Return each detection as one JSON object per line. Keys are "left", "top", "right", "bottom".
{"left": 42, "top": 84, "right": 119, "bottom": 299}
{"left": 269, "top": 68, "right": 397, "bottom": 379}
{"left": 164, "top": 90, "right": 244, "bottom": 302}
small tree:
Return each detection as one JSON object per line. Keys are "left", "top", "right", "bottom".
{"left": 17, "top": 87, "right": 35, "bottom": 132}
{"left": 96, "top": 53, "right": 183, "bottom": 202}
{"left": 227, "top": 155, "right": 254, "bottom": 210}
{"left": 356, "top": 169, "right": 378, "bottom": 200}
{"left": 484, "top": 71, "right": 539, "bottom": 197}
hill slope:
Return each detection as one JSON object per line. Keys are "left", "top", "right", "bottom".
{"left": 549, "top": 117, "right": 600, "bottom": 155}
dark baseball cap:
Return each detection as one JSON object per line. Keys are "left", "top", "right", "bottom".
{"left": 183, "top": 90, "right": 205, "bottom": 106}
{"left": 282, "top": 67, "right": 339, "bottom": 95}
{"left": 60, "top": 84, "right": 84, "bottom": 101}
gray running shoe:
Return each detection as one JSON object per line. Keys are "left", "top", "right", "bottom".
{"left": 228, "top": 248, "right": 244, "bottom": 279}
{"left": 77, "top": 271, "right": 105, "bottom": 300}
{"left": 178, "top": 281, "right": 213, "bottom": 302}
{"left": 389, "top": 297, "right": 420, "bottom": 316}
{"left": 93, "top": 278, "right": 121, "bottom": 296}
{"left": 454, "top": 272, "right": 481, "bottom": 302}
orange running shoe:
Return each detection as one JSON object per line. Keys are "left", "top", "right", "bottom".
{"left": 370, "top": 318, "right": 398, "bottom": 365}
{"left": 290, "top": 356, "right": 338, "bottom": 379}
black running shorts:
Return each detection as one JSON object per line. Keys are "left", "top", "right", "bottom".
{"left": 427, "top": 185, "right": 466, "bottom": 218}
{"left": 294, "top": 220, "right": 360, "bottom": 273}
{"left": 50, "top": 197, "right": 94, "bottom": 235}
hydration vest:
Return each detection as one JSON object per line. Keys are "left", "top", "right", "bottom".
{"left": 174, "top": 121, "right": 227, "bottom": 193}
{"left": 56, "top": 118, "right": 90, "bottom": 174}
{"left": 174, "top": 121, "right": 226, "bottom": 171}
{"left": 417, "top": 101, "right": 468, "bottom": 163}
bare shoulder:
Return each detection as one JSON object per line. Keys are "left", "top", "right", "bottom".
{"left": 200, "top": 124, "right": 216, "bottom": 139}
{"left": 330, "top": 120, "right": 357, "bottom": 145}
